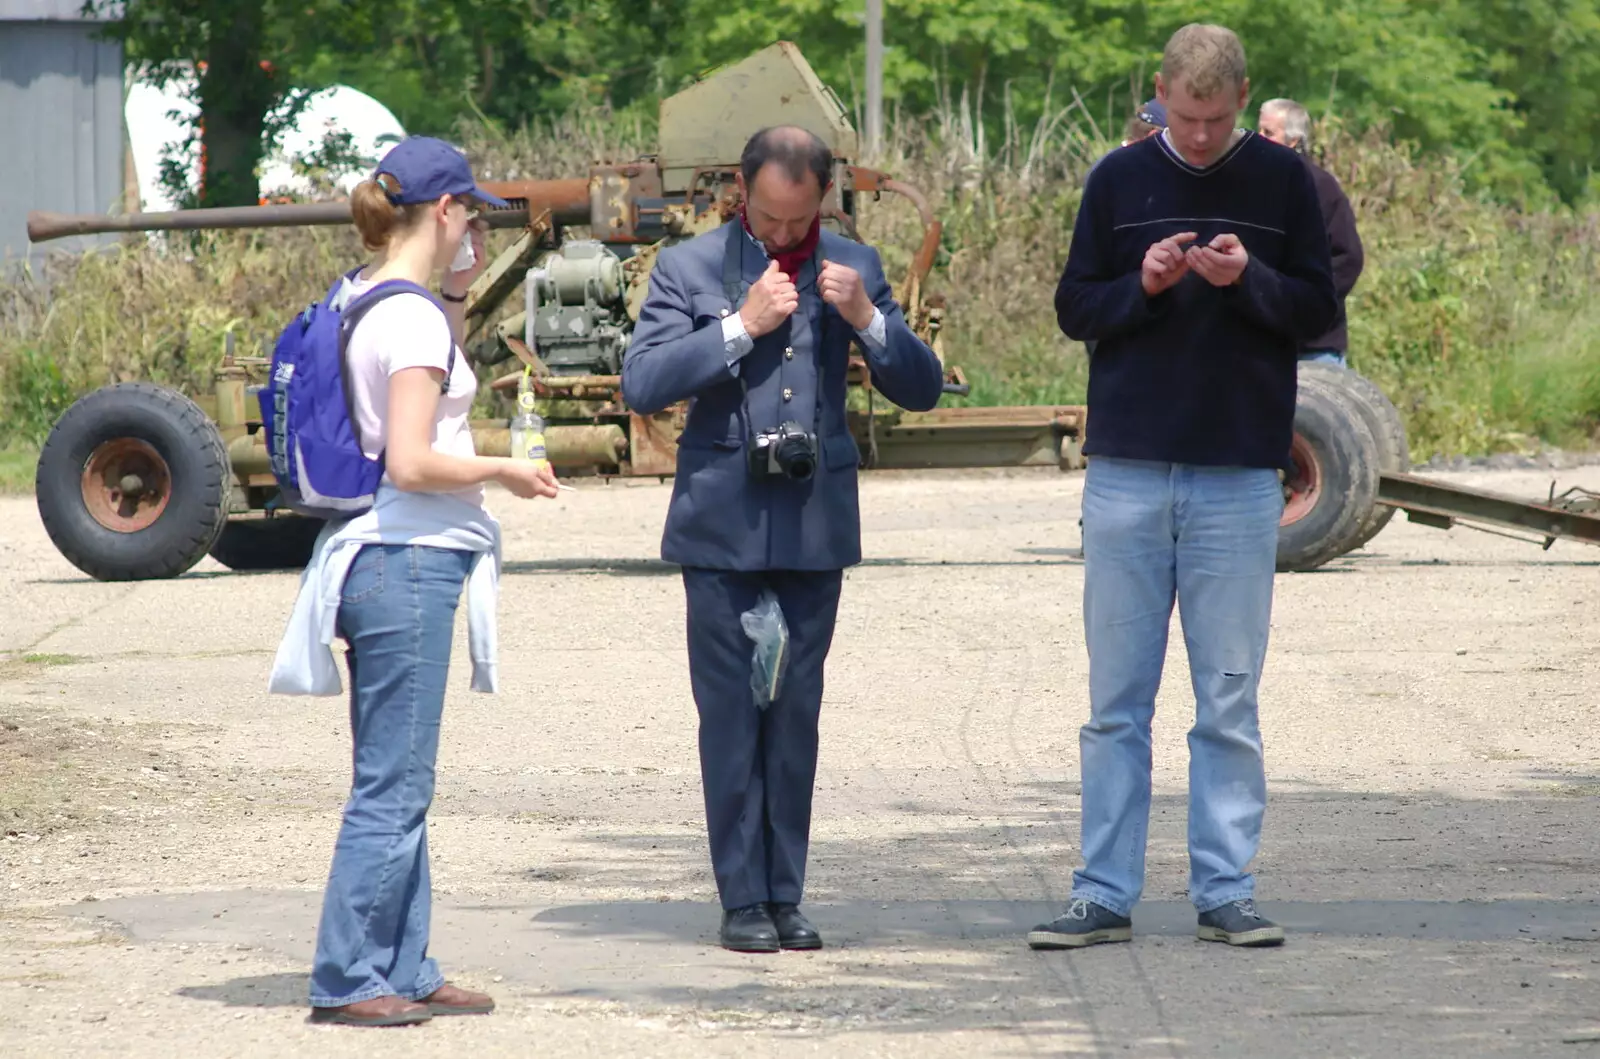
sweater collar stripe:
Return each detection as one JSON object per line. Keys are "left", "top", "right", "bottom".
{"left": 1157, "top": 129, "right": 1252, "bottom": 176}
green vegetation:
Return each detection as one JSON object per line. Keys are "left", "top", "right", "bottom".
{"left": 2, "top": 224, "right": 359, "bottom": 448}
{"left": 9, "top": 5, "right": 1600, "bottom": 466}
{"left": 5, "top": 108, "right": 1597, "bottom": 465}
{"left": 100, "top": 0, "right": 1600, "bottom": 208}
{"left": 0, "top": 448, "right": 37, "bottom": 494}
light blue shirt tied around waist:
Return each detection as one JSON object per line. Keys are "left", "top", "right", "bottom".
{"left": 267, "top": 485, "right": 504, "bottom": 696}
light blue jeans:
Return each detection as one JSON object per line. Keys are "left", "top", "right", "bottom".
{"left": 1071, "top": 457, "right": 1283, "bottom": 916}
{"left": 1299, "top": 349, "right": 1346, "bottom": 366}
{"left": 309, "top": 544, "right": 472, "bottom": 1008}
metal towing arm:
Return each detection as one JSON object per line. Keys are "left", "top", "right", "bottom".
{"left": 1378, "top": 474, "right": 1600, "bottom": 551}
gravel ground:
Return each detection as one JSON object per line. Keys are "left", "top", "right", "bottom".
{"left": 2, "top": 463, "right": 1598, "bottom": 1058}
{"left": 1418, "top": 449, "right": 1600, "bottom": 473}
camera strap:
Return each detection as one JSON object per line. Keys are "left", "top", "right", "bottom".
{"left": 721, "top": 222, "right": 828, "bottom": 441}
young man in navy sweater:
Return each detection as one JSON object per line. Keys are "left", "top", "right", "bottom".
{"left": 1029, "top": 23, "right": 1337, "bottom": 951}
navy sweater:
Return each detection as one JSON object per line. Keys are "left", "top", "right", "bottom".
{"left": 1056, "top": 131, "right": 1338, "bottom": 470}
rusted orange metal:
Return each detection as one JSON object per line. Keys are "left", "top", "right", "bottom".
{"left": 628, "top": 410, "right": 685, "bottom": 477}
{"left": 584, "top": 165, "right": 667, "bottom": 242}
{"left": 476, "top": 179, "right": 592, "bottom": 227}
{"left": 80, "top": 438, "right": 171, "bottom": 532}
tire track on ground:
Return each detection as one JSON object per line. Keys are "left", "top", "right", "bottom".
{"left": 7, "top": 584, "right": 142, "bottom": 658}
{"left": 979, "top": 636, "right": 1188, "bottom": 1059}
{"left": 837, "top": 567, "right": 1059, "bottom": 1053}
{"left": 919, "top": 616, "right": 1104, "bottom": 1055}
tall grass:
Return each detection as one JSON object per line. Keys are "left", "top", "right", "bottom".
{"left": 2, "top": 107, "right": 1597, "bottom": 461}
{"left": 1, "top": 226, "right": 365, "bottom": 446}
{"left": 1323, "top": 125, "right": 1600, "bottom": 454}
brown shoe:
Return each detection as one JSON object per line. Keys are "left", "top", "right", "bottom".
{"left": 419, "top": 982, "right": 496, "bottom": 1016}
{"left": 308, "top": 995, "right": 431, "bottom": 1027}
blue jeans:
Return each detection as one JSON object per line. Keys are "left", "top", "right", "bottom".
{"left": 309, "top": 544, "right": 472, "bottom": 1008}
{"left": 1299, "top": 349, "right": 1346, "bottom": 366}
{"left": 1071, "top": 457, "right": 1283, "bottom": 916}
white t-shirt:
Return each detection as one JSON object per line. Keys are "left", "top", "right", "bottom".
{"left": 332, "top": 273, "right": 485, "bottom": 508}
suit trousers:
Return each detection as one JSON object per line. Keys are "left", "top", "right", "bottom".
{"left": 681, "top": 566, "right": 844, "bottom": 910}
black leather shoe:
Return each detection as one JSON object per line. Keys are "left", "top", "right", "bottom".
{"left": 769, "top": 903, "right": 823, "bottom": 950}
{"left": 720, "top": 903, "right": 780, "bottom": 953}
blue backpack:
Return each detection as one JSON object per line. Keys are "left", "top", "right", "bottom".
{"left": 257, "top": 266, "right": 454, "bottom": 520}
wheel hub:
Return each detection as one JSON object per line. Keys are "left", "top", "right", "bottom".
{"left": 81, "top": 438, "right": 172, "bottom": 532}
{"left": 1281, "top": 432, "right": 1322, "bottom": 527}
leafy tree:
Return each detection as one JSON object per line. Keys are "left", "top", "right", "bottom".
{"left": 302, "top": 0, "right": 687, "bottom": 137}
{"left": 89, "top": 0, "right": 1600, "bottom": 206}
{"left": 88, "top": 0, "right": 392, "bottom": 207}
{"left": 1440, "top": 0, "right": 1600, "bottom": 204}
{"left": 670, "top": 1, "right": 1529, "bottom": 187}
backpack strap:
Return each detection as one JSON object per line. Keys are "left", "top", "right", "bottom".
{"left": 340, "top": 279, "right": 457, "bottom": 395}
{"left": 318, "top": 265, "right": 367, "bottom": 311}
{"left": 332, "top": 278, "right": 459, "bottom": 464}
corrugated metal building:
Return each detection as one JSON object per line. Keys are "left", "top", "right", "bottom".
{"left": 0, "top": 0, "right": 126, "bottom": 271}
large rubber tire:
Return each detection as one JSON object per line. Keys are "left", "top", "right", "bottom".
{"left": 1276, "top": 381, "right": 1381, "bottom": 572}
{"left": 207, "top": 515, "right": 325, "bottom": 572}
{"left": 1298, "top": 362, "right": 1410, "bottom": 554}
{"left": 35, "top": 383, "right": 229, "bottom": 581}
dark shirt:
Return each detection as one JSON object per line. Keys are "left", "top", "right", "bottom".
{"left": 1055, "top": 132, "right": 1338, "bottom": 470}
{"left": 1302, "top": 156, "right": 1364, "bottom": 353}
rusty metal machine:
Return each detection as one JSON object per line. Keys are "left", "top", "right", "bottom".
{"left": 26, "top": 43, "right": 1086, "bottom": 581}
{"left": 27, "top": 42, "right": 1598, "bottom": 583}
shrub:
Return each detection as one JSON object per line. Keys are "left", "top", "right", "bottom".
{"left": 3, "top": 111, "right": 1597, "bottom": 461}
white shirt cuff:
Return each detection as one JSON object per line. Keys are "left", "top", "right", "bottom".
{"left": 723, "top": 305, "right": 885, "bottom": 368}
{"left": 721, "top": 312, "right": 754, "bottom": 375}
{"left": 855, "top": 307, "right": 887, "bottom": 353}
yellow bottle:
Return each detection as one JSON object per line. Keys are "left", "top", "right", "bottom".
{"left": 508, "top": 389, "right": 548, "bottom": 471}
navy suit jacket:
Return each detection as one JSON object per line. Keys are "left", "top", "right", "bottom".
{"left": 622, "top": 221, "right": 945, "bottom": 571}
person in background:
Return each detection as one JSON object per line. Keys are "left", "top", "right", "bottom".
{"left": 268, "top": 137, "right": 561, "bottom": 1027}
{"left": 1258, "top": 97, "right": 1365, "bottom": 367}
{"left": 1087, "top": 99, "right": 1167, "bottom": 185}
{"left": 1122, "top": 99, "right": 1167, "bottom": 146}
{"left": 1036, "top": 22, "right": 1336, "bottom": 953}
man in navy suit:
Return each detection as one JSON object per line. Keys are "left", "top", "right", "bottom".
{"left": 622, "top": 126, "right": 945, "bottom": 953}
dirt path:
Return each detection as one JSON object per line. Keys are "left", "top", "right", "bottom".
{"left": 2, "top": 465, "right": 1598, "bottom": 1058}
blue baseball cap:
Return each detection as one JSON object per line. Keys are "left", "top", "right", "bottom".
{"left": 374, "top": 136, "right": 508, "bottom": 209}
{"left": 1136, "top": 99, "right": 1167, "bottom": 127}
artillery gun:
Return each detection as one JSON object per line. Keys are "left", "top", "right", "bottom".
{"left": 25, "top": 42, "right": 1087, "bottom": 581}
{"left": 26, "top": 43, "right": 1600, "bottom": 582}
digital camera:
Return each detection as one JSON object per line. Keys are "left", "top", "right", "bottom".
{"left": 746, "top": 420, "right": 819, "bottom": 481}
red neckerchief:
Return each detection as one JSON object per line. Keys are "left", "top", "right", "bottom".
{"left": 741, "top": 208, "right": 821, "bottom": 280}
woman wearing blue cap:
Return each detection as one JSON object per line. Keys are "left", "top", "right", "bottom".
{"left": 275, "top": 136, "right": 561, "bottom": 1027}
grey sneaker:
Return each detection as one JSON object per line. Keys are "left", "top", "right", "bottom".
{"left": 1197, "top": 899, "right": 1285, "bottom": 947}
{"left": 1027, "top": 898, "right": 1132, "bottom": 950}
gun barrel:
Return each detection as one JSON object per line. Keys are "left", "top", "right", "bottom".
{"left": 480, "top": 178, "right": 591, "bottom": 226}
{"left": 27, "top": 203, "right": 351, "bottom": 242}
{"left": 26, "top": 178, "right": 595, "bottom": 244}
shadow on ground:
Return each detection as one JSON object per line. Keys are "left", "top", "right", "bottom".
{"left": 176, "top": 972, "right": 307, "bottom": 1009}
{"left": 62, "top": 782, "right": 1600, "bottom": 1055}
{"left": 26, "top": 546, "right": 1596, "bottom": 587}
{"left": 127, "top": 887, "right": 1600, "bottom": 1055}
{"left": 497, "top": 555, "right": 1085, "bottom": 578}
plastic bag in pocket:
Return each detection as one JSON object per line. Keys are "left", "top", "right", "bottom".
{"left": 739, "top": 589, "right": 789, "bottom": 710}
